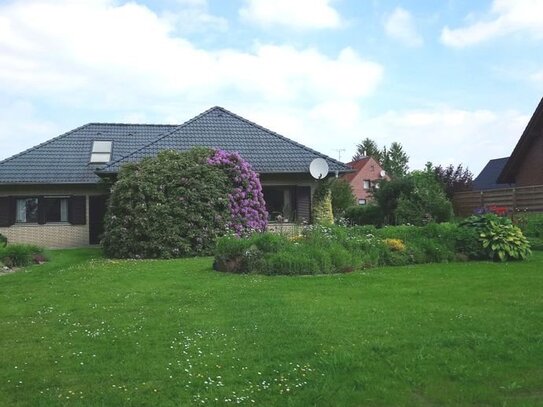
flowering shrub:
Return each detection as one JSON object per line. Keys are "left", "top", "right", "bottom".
{"left": 384, "top": 238, "right": 405, "bottom": 252}
{"left": 103, "top": 148, "right": 268, "bottom": 258}
{"left": 207, "top": 150, "right": 267, "bottom": 236}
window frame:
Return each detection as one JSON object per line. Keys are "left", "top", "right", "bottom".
{"left": 90, "top": 140, "right": 113, "bottom": 164}
{"left": 15, "top": 197, "right": 39, "bottom": 224}
{"left": 14, "top": 196, "right": 70, "bottom": 225}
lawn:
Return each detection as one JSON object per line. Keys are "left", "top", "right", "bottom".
{"left": 1, "top": 250, "right": 542, "bottom": 406}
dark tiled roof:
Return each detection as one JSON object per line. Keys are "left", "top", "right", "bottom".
{"left": 0, "top": 123, "right": 176, "bottom": 184}
{"left": 473, "top": 157, "right": 515, "bottom": 190}
{"left": 99, "top": 106, "right": 349, "bottom": 175}
{"left": 0, "top": 106, "right": 350, "bottom": 185}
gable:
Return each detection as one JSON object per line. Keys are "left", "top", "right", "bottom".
{"left": 498, "top": 97, "right": 543, "bottom": 184}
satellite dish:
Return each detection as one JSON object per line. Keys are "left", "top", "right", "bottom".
{"left": 309, "top": 158, "right": 329, "bottom": 180}
{"left": 380, "top": 170, "right": 386, "bottom": 178}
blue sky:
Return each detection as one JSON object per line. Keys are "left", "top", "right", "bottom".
{"left": 0, "top": 0, "right": 542, "bottom": 174}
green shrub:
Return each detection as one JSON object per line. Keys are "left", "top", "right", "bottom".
{"left": 0, "top": 233, "right": 7, "bottom": 248}
{"left": 312, "top": 182, "right": 334, "bottom": 225}
{"left": 103, "top": 149, "right": 232, "bottom": 259}
{"left": 103, "top": 148, "right": 268, "bottom": 259}
{"left": 0, "top": 244, "right": 45, "bottom": 268}
{"left": 344, "top": 205, "right": 384, "bottom": 227}
{"left": 528, "top": 237, "right": 543, "bottom": 251}
{"left": 480, "top": 223, "right": 531, "bottom": 261}
{"left": 329, "top": 178, "right": 356, "bottom": 218}
{"left": 515, "top": 212, "right": 543, "bottom": 238}
{"left": 460, "top": 214, "right": 531, "bottom": 261}
{"left": 265, "top": 249, "right": 320, "bottom": 275}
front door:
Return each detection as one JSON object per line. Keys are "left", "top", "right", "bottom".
{"left": 89, "top": 195, "right": 108, "bottom": 245}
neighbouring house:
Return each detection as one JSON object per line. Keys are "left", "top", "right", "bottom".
{"left": 472, "top": 157, "right": 514, "bottom": 190}
{"left": 454, "top": 97, "right": 543, "bottom": 215}
{"left": 0, "top": 106, "right": 350, "bottom": 248}
{"left": 471, "top": 97, "right": 543, "bottom": 190}
{"left": 342, "top": 157, "right": 388, "bottom": 205}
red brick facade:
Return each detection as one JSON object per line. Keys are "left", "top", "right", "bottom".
{"left": 342, "top": 157, "right": 388, "bottom": 204}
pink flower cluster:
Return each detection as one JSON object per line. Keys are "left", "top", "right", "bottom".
{"left": 208, "top": 150, "right": 268, "bottom": 236}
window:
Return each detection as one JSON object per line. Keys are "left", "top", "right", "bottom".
{"left": 16, "top": 198, "right": 38, "bottom": 223}
{"left": 358, "top": 199, "right": 366, "bottom": 205}
{"left": 262, "top": 186, "right": 295, "bottom": 222}
{"left": 363, "top": 180, "right": 370, "bottom": 190}
{"left": 15, "top": 197, "right": 69, "bottom": 223}
{"left": 90, "top": 141, "right": 112, "bottom": 163}
{"left": 44, "top": 197, "right": 68, "bottom": 222}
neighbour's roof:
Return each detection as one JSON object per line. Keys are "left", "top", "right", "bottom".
{"left": 342, "top": 157, "right": 371, "bottom": 182}
{"left": 473, "top": 157, "right": 514, "bottom": 190}
{"left": 99, "top": 106, "right": 349, "bottom": 175}
{"left": 0, "top": 106, "right": 350, "bottom": 185}
{"left": 498, "top": 97, "right": 543, "bottom": 183}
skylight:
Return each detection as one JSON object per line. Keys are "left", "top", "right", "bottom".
{"left": 90, "top": 141, "right": 112, "bottom": 163}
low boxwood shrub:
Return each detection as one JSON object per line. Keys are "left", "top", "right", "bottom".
{"left": 0, "top": 244, "right": 45, "bottom": 268}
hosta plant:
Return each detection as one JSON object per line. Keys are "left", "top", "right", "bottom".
{"left": 479, "top": 222, "right": 531, "bottom": 261}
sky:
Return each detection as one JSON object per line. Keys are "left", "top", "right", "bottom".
{"left": 0, "top": 0, "right": 542, "bottom": 175}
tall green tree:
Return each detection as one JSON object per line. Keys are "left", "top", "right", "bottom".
{"left": 352, "top": 138, "right": 409, "bottom": 179}
{"left": 352, "top": 138, "right": 382, "bottom": 161}
{"left": 383, "top": 142, "right": 409, "bottom": 178}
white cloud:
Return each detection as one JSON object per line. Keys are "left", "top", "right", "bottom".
{"left": 239, "top": 0, "right": 342, "bottom": 30}
{"left": 354, "top": 107, "right": 528, "bottom": 174}
{"left": 531, "top": 70, "right": 543, "bottom": 86}
{"left": 0, "top": 0, "right": 382, "bottom": 160}
{"left": 384, "top": 7, "right": 423, "bottom": 47}
{"left": 441, "top": 0, "right": 543, "bottom": 47}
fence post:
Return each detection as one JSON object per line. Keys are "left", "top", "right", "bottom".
{"left": 512, "top": 188, "right": 517, "bottom": 213}
{"left": 480, "top": 190, "right": 484, "bottom": 209}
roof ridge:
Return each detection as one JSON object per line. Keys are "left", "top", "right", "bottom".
{"left": 0, "top": 123, "right": 93, "bottom": 166}
{"left": 211, "top": 106, "right": 349, "bottom": 169}
{"left": 86, "top": 122, "right": 179, "bottom": 127}
{"left": 98, "top": 106, "right": 222, "bottom": 172}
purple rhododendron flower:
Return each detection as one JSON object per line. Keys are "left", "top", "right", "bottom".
{"left": 208, "top": 150, "right": 268, "bottom": 236}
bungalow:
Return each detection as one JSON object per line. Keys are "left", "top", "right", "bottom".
{"left": 0, "top": 106, "right": 350, "bottom": 248}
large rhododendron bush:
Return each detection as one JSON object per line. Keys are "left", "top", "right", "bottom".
{"left": 102, "top": 148, "right": 267, "bottom": 259}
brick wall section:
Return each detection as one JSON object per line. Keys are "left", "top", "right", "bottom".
{"left": 0, "top": 184, "right": 102, "bottom": 248}
{"left": 0, "top": 223, "right": 89, "bottom": 248}
{"left": 343, "top": 157, "right": 387, "bottom": 203}
{"left": 515, "top": 128, "right": 543, "bottom": 187}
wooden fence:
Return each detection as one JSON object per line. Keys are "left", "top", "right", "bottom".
{"left": 453, "top": 185, "right": 543, "bottom": 217}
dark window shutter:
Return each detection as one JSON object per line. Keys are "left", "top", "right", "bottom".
{"left": 69, "top": 196, "right": 87, "bottom": 225}
{"left": 295, "top": 186, "right": 311, "bottom": 223}
{"left": 37, "top": 196, "right": 46, "bottom": 225}
{"left": 0, "top": 197, "right": 15, "bottom": 227}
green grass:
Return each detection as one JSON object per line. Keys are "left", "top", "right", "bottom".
{"left": 1, "top": 249, "right": 543, "bottom": 406}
